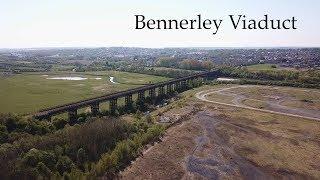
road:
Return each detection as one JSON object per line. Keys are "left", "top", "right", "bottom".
{"left": 195, "top": 85, "right": 320, "bottom": 121}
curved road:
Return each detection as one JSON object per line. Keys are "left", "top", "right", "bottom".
{"left": 195, "top": 86, "right": 320, "bottom": 121}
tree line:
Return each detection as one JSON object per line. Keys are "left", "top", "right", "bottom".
{"left": 216, "top": 66, "right": 320, "bottom": 88}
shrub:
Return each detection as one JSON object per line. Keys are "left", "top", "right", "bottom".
{"left": 0, "top": 125, "right": 8, "bottom": 143}
{"left": 145, "top": 114, "right": 153, "bottom": 124}
{"left": 23, "top": 120, "right": 54, "bottom": 135}
{"left": 0, "top": 114, "right": 19, "bottom": 132}
{"left": 22, "top": 148, "right": 57, "bottom": 169}
{"left": 56, "top": 156, "right": 73, "bottom": 175}
{"left": 22, "top": 148, "right": 43, "bottom": 167}
{"left": 77, "top": 148, "right": 87, "bottom": 165}
{"left": 77, "top": 117, "right": 86, "bottom": 124}
{"left": 53, "top": 117, "right": 68, "bottom": 129}
{"left": 36, "top": 162, "right": 52, "bottom": 177}
{"left": 41, "top": 151, "right": 57, "bottom": 170}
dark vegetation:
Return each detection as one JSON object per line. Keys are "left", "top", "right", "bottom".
{"left": 119, "top": 66, "right": 198, "bottom": 78}
{"left": 120, "top": 59, "right": 320, "bottom": 89}
{"left": 156, "top": 57, "right": 214, "bottom": 71}
{"left": 0, "top": 112, "right": 165, "bottom": 179}
{"left": 216, "top": 66, "right": 320, "bottom": 88}
{"left": 117, "top": 55, "right": 320, "bottom": 89}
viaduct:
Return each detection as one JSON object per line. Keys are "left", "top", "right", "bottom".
{"left": 33, "top": 71, "right": 218, "bottom": 120}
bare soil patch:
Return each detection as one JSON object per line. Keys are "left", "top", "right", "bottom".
{"left": 120, "top": 85, "right": 320, "bottom": 179}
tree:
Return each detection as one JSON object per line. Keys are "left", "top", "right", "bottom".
{"left": 1, "top": 114, "right": 19, "bottom": 132}
{"left": 53, "top": 118, "right": 68, "bottom": 129}
{"left": 202, "top": 60, "right": 214, "bottom": 70}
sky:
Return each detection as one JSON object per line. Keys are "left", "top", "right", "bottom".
{"left": 0, "top": 0, "right": 319, "bottom": 48}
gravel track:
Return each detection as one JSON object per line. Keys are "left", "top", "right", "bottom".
{"left": 195, "top": 85, "right": 320, "bottom": 121}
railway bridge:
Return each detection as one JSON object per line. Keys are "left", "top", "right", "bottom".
{"left": 34, "top": 71, "right": 218, "bottom": 120}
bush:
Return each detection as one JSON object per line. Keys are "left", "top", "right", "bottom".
{"left": 77, "top": 148, "right": 87, "bottom": 165}
{"left": 22, "top": 148, "right": 42, "bottom": 167}
{"left": 145, "top": 114, "right": 153, "bottom": 124}
{"left": 36, "top": 162, "right": 52, "bottom": 177}
{"left": 22, "top": 148, "right": 57, "bottom": 169}
{"left": 0, "top": 114, "right": 19, "bottom": 132}
{"left": 41, "top": 151, "right": 57, "bottom": 170}
{"left": 0, "top": 125, "right": 8, "bottom": 143}
{"left": 53, "top": 117, "right": 68, "bottom": 129}
{"left": 56, "top": 156, "right": 73, "bottom": 175}
{"left": 23, "top": 120, "right": 54, "bottom": 135}
{"left": 77, "top": 117, "right": 86, "bottom": 124}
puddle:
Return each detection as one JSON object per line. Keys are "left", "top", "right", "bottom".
{"left": 46, "top": 77, "right": 87, "bottom": 81}
{"left": 109, "top": 76, "right": 119, "bottom": 84}
{"left": 217, "top": 77, "right": 237, "bottom": 82}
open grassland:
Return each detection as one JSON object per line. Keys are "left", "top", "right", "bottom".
{"left": 246, "top": 63, "right": 297, "bottom": 71}
{"left": 0, "top": 71, "right": 169, "bottom": 114}
{"left": 204, "top": 85, "right": 320, "bottom": 113}
{"left": 246, "top": 63, "right": 278, "bottom": 71}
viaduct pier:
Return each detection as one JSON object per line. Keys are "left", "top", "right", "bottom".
{"left": 34, "top": 71, "right": 218, "bottom": 120}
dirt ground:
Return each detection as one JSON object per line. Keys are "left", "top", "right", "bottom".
{"left": 120, "top": 85, "right": 320, "bottom": 180}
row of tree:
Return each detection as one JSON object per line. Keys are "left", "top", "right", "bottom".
{"left": 216, "top": 66, "right": 320, "bottom": 88}
{"left": 156, "top": 57, "right": 214, "bottom": 70}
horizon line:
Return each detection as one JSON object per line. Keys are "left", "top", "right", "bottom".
{"left": 1, "top": 46, "right": 320, "bottom": 50}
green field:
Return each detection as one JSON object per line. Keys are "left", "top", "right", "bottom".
{"left": 0, "top": 71, "right": 169, "bottom": 114}
{"left": 246, "top": 63, "right": 298, "bottom": 71}
{"left": 246, "top": 63, "right": 278, "bottom": 71}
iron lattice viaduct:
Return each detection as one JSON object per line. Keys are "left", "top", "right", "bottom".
{"left": 34, "top": 71, "right": 218, "bottom": 121}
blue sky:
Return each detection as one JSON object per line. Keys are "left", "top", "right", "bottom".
{"left": 0, "top": 0, "right": 319, "bottom": 48}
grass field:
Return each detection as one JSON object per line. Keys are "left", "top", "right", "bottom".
{"left": 246, "top": 63, "right": 278, "bottom": 71}
{"left": 246, "top": 63, "right": 297, "bottom": 71}
{"left": 0, "top": 71, "right": 169, "bottom": 114}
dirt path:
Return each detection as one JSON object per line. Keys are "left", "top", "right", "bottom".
{"left": 195, "top": 85, "right": 320, "bottom": 121}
